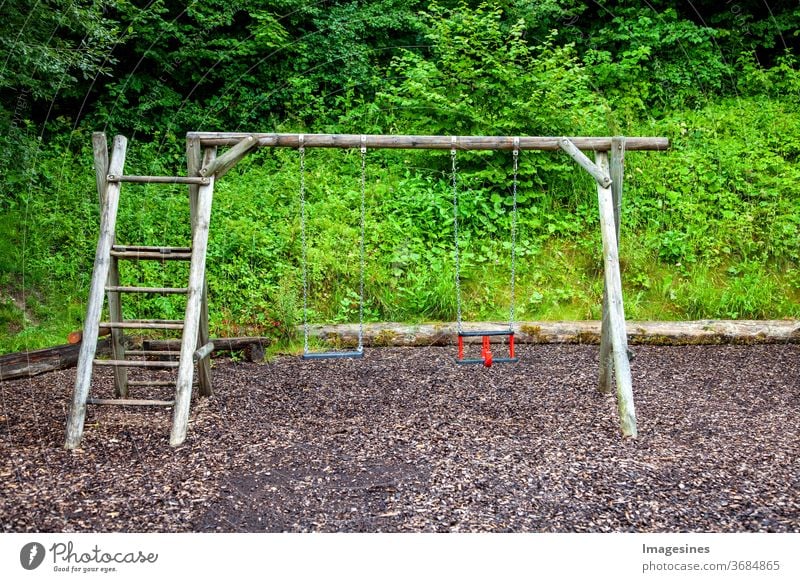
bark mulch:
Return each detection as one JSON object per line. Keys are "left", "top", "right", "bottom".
{"left": 1, "top": 344, "right": 798, "bottom": 532}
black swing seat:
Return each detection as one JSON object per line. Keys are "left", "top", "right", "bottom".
{"left": 302, "top": 349, "right": 364, "bottom": 360}
{"left": 458, "top": 330, "right": 515, "bottom": 337}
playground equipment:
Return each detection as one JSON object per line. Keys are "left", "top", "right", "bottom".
{"left": 65, "top": 132, "right": 668, "bottom": 449}
{"left": 299, "top": 135, "right": 367, "bottom": 360}
{"left": 451, "top": 137, "right": 519, "bottom": 367}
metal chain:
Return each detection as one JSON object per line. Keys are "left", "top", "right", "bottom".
{"left": 510, "top": 137, "right": 519, "bottom": 330}
{"left": 451, "top": 137, "right": 462, "bottom": 333}
{"left": 299, "top": 135, "right": 309, "bottom": 354}
{"left": 358, "top": 136, "right": 366, "bottom": 352}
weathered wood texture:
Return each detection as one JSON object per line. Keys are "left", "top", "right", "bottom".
{"left": 91, "top": 132, "right": 108, "bottom": 207}
{"left": 199, "top": 134, "right": 258, "bottom": 178}
{"left": 65, "top": 135, "right": 128, "bottom": 449}
{"left": 599, "top": 137, "right": 627, "bottom": 394}
{"left": 170, "top": 146, "right": 217, "bottom": 447}
{"left": 0, "top": 340, "right": 111, "bottom": 381}
{"left": 187, "top": 135, "right": 213, "bottom": 397}
{"left": 92, "top": 133, "right": 129, "bottom": 397}
{"left": 87, "top": 398, "right": 174, "bottom": 407}
{"left": 301, "top": 321, "right": 800, "bottom": 346}
{"left": 106, "top": 175, "right": 209, "bottom": 185}
{"left": 3, "top": 321, "right": 797, "bottom": 382}
{"left": 595, "top": 151, "right": 636, "bottom": 437}
{"left": 186, "top": 132, "right": 669, "bottom": 151}
{"left": 143, "top": 337, "right": 270, "bottom": 362}
{"left": 558, "top": 138, "right": 612, "bottom": 187}
{"left": 193, "top": 342, "right": 215, "bottom": 362}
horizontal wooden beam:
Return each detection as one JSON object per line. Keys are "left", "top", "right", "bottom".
{"left": 107, "top": 175, "right": 209, "bottom": 185}
{"left": 105, "top": 286, "right": 189, "bottom": 294}
{"left": 87, "top": 398, "right": 175, "bottom": 407}
{"left": 100, "top": 320, "right": 185, "bottom": 330}
{"left": 93, "top": 359, "right": 180, "bottom": 368}
{"left": 186, "top": 133, "right": 669, "bottom": 152}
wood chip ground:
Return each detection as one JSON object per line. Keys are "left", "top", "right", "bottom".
{"left": 1, "top": 345, "right": 798, "bottom": 532}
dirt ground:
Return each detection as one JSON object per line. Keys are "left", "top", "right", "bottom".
{"left": 1, "top": 344, "right": 798, "bottom": 532}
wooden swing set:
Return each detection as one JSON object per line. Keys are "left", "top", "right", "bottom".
{"left": 64, "top": 132, "right": 668, "bottom": 450}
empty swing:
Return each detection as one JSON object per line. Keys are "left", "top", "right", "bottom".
{"left": 298, "top": 135, "right": 367, "bottom": 360}
{"left": 451, "top": 137, "right": 520, "bottom": 367}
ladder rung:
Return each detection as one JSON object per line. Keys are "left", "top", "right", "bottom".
{"left": 94, "top": 359, "right": 180, "bottom": 368}
{"left": 100, "top": 320, "right": 185, "bottom": 330}
{"left": 105, "top": 286, "right": 189, "bottom": 294}
{"left": 124, "top": 350, "right": 180, "bottom": 357}
{"left": 107, "top": 174, "right": 209, "bottom": 185}
{"left": 110, "top": 250, "right": 192, "bottom": 261}
{"left": 113, "top": 245, "right": 192, "bottom": 253}
{"left": 87, "top": 398, "right": 175, "bottom": 407}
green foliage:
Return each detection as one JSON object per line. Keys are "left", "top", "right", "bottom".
{"left": 582, "top": 6, "right": 731, "bottom": 114}
{"left": 0, "top": 0, "right": 118, "bottom": 102}
{"left": 90, "top": 0, "right": 423, "bottom": 135}
{"left": 376, "top": 2, "right": 608, "bottom": 137}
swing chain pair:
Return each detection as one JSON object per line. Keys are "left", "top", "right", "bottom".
{"left": 358, "top": 135, "right": 366, "bottom": 352}
{"left": 450, "top": 137, "right": 463, "bottom": 334}
{"left": 510, "top": 136, "right": 519, "bottom": 330}
{"left": 299, "top": 135, "right": 309, "bottom": 354}
{"left": 451, "top": 137, "right": 519, "bottom": 334}
{"left": 299, "top": 134, "right": 367, "bottom": 356}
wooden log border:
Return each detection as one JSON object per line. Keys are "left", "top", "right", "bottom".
{"left": 3, "top": 321, "right": 797, "bottom": 382}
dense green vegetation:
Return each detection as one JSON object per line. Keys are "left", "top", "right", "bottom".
{"left": 1, "top": 0, "right": 799, "bottom": 352}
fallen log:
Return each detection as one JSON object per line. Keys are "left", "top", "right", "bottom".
{"left": 0, "top": 339, "right": 111, "bottom": 381}
{"left": 1, "top": 321, "right": 797, "bottom": 382}
{"left": 304, "top": 320, "right": 800, "bottom": 347}
{"left": 142, "top": 336, "right": 270, "bottom": 362}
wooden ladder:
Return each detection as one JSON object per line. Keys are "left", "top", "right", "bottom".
{"left": 65, "top": 133, "right": 217, "bottom": 448}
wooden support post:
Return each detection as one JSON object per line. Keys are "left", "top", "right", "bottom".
{"left": 599, "top": 137, "right": 627, "bottom": 394}
{"left": 65, "top": 135, "right": 128, "bottom": 449}
{"left": 595, "top": 151, "right": 637, "bottom": 437}
{"left": 92, "top": 132, "right": 108, "bottom": 207}
{"left": 92, "top": 132, "right": 128, "bottom": 397}
{"left": 171, "top": 146, "right": 216, "bottom": 446}
{"left": 187, "top": 136, "right": 213, "bottom": 397}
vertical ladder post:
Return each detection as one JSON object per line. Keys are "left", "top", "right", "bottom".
{"left": 186, "top": 136, "right": 212, "bottom": 397}
{"left": 65, "top": 135, "right": 128, "bottom": 449}
{"left": 595, "top": 150, "right": 637, "bottom": 438}
{"left": 93, "top": 132, "right": 128, "bottom": 397}
{"left": 170, "top": 146, "right": 217, "bottom": 446}
{"left": 598, "top": 137, "right": 626, "bottom": 394}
